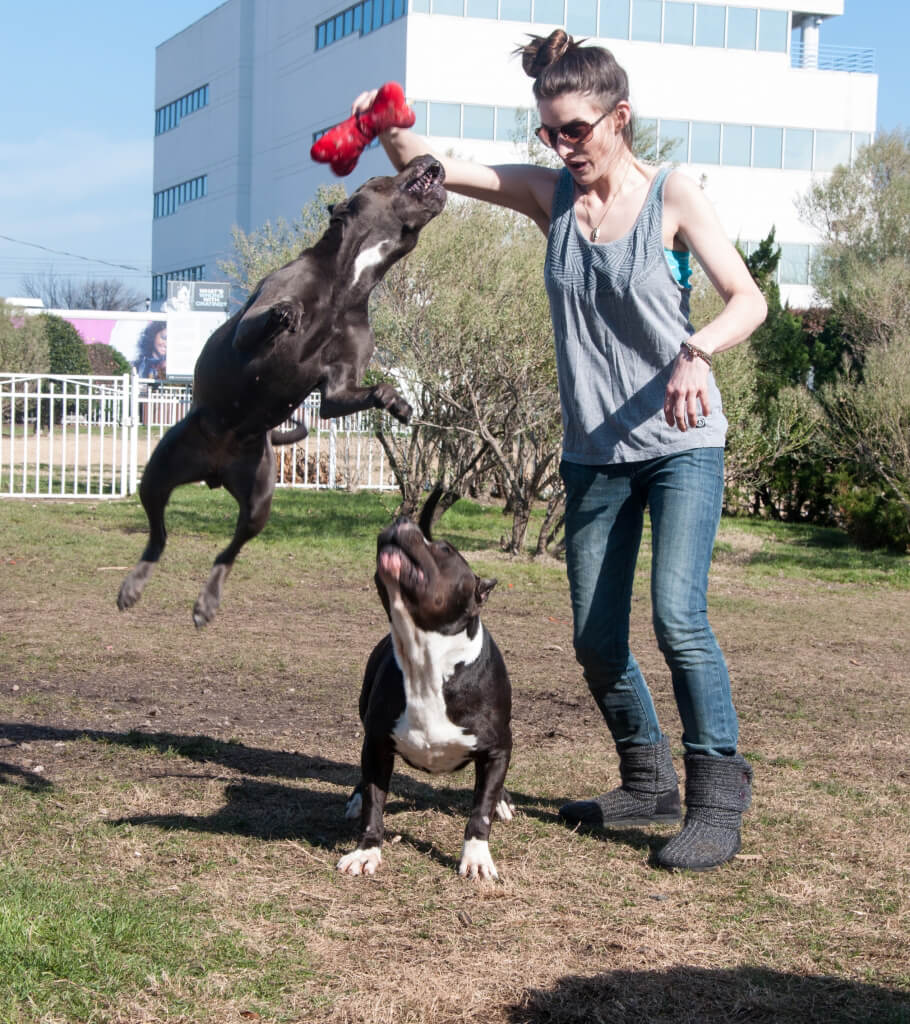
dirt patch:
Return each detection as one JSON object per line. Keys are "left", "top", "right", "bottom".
{"left": 1, "top": 500, "right": 909, "bottom": 1024}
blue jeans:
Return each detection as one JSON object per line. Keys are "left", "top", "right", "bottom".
{"left": 561, "top": 449, "right": 738, "bottom": 758}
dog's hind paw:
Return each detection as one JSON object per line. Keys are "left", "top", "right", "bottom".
{"left": 117, "top": 562, "right": 153, "bottom": 611}
{"left": 337, "top": 847, "right": 382, "bottom": 876}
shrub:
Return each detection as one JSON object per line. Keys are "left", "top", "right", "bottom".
{"left": 85, "top": 342, "right": 131, "bottom": 376}
{"left": 39, "top": 314, "right": 91, "bottom": 375}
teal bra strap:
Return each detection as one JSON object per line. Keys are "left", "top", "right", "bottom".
{"left": 664, "top": 248, "right": 691, "bottom": 289}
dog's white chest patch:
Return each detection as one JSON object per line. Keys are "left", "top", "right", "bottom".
{"left": 389, "top": 594, "right": 482, "bottom": 774}
{"left": 351, "top": 240, "right": 391, "bottom": 286}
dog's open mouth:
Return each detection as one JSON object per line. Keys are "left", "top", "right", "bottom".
{"left": 378, "top": 544, "right": 424, "bottom": 588}
{"left": 405, "top": 160, "right": 445, "bottom": 197}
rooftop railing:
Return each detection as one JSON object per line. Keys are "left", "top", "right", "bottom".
{"left": 791, "top": 42, "right": 876, "bottom": 74}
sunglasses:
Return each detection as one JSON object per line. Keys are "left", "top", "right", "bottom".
{"left": 535, "top": 111, "right": 609, "bottom": 149}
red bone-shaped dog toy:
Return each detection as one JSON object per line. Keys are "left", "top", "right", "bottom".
{"left": 310, "top": 82, "right": 416, "bottom": 177}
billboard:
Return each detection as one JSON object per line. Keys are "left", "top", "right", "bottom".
{"left": 57, "top": 312, "right": 168, "bottom": 379}
{"left": 165, "top": 281, "right": 231, "bottom": 378}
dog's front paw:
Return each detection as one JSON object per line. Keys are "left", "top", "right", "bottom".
{"left": 388, "top": 396, "right": 412, "bottom": 424}
{"left": 458, "top": 838, "right": 498, "bottom": 881}
{"left": 337, "top": 847, "right": 382, "bottom": 876}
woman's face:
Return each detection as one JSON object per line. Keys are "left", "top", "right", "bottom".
{"left": 537, "top": 91, "right": 625, "bottom": 186}
{"left": 153, "top": 329, "right": 167, "bottom": 356}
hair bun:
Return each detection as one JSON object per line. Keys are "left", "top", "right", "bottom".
{"left": 518, "top": 29, "right": 574, "bottom": 79}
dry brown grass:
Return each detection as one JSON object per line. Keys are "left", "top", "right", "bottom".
{"left": 0, "top": 493, "right": 908, "bottom": 1023}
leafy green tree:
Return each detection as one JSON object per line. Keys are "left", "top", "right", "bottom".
{"left": 372, "top": 199, "right": 561, "bottom": 554}
{"left": 690, "top": 235, "right": 819, "bottom": 517}
{"left": 39, "top": 314, "right": 91, "bottom": 375}
{"left": 0, "top": 302, "right": 50, "bottom": 371}
{"left": 219, "top": 184, "right": 348, "bottom": 295}
{"left": 85, "top": 342, "right": 131, "bottom": 376}
{"left": 799, "top": 130, "right": 910, "bottom": 547}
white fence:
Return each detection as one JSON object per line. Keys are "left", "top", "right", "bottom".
{"left": 0, "top": 372, "right": 404, "bottom": 499}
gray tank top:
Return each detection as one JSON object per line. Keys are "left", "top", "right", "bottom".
{"left": 544, "top": 165, "right": 727, "bottom": 464}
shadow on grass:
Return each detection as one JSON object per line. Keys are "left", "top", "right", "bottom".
{"left": 0, "top": 761, "right": 52, "bottom": 790}
{"left": 0, "top": 721, "right": 561, "bottom": 856}
{"left": 506, "top": 966, "right": 910, "bottom": 1023}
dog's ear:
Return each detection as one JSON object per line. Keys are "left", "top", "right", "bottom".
{"left": 475, "top": 576, "right": 498, "bottom": 606}
{"left": 326, "top": 203, "right": 336, "bottom": 216}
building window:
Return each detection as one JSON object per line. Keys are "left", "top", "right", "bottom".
{"left": 153, "top": 175, "right": 207, "bottom": 219}
{"left": 600, "top": 0, "right": 630, "bottom": 38}
{"left": 722, "top": 123, "right": 752, "bottom": 166}
{"left": 411, "top": 100, "right": 428, "bottom": 135}
{"left": 315, "top": 0, "right": 406, "bottom": 50}
{"left": 497, "top": 106, "right": 531, "bottom": 142}
{"left": 695, "top": 4, "right": 725, "bottom": 47}
{"left": 631, "top": 0, "right": 662, "bottom": 42}
{"left": 467, "top": 0, "right": 498, "bottom": 16}
{"left": 155, "top": 84, "right": 209, "bottom": 136}
{"left": 660, "top": 119, "right": 690, "bottom": 162}
{"left": 534, "top": 0, "right": 565, "bottom": 23}
{"left": 434, "top": 0, "right": 464, "bottom": 12}
{"left": 758, "top": 7, "right": 788, "bottom": 52}
{"left": 852, "top": 132, "right": 871, "bottom": 160}
{"left": 784, "top": 127, "right": 813, "bottom": 170}
{"left": 691, "top": 121, "right": 721, "bottom": 164}
{"left": 430, "top": 102, "right": 461, "bottom": 136}
{"left": 566, "top": 0, "right": 597, "bottom": 35}
{"left": 814, "top": 130, "right": 852, "bottom": 172}
{"left": 663, "top": 2, "right": 694, "bottom": 45}
{"left": 152, "top": 265, "right": 205, "bottom": 303}
{"left": 754, "top": 125, "right": 783, "bottom": 168}
{"left": 779, "top": 243, "right": 810, "bottom": 285}
{"left": 501, "top": 0, "right": 532, "bottom": 18}
{"left": 727, "top": 6, "right": 757, "bottom": 49}
{"left": 464, "top": 104, "right": 495, "bottom": 139}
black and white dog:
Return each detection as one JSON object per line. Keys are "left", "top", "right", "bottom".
{"left": 117, "top": 155, "right": 445, "bottom": 627}
{"left": 338, "top": 497, "right": 514, "bottom": 880}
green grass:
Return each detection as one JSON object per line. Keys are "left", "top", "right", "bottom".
{"left": 0, "top": 860, "right": 308, "bottom": 1023}
{"left": 1, "top": 486, "right": 908, "bottom": 1023}
{"left": 715, "top": 516, "right": 910, "bottom": 587}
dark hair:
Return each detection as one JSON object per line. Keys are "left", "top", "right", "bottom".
{"left": 516, "top": 29, "right": 634, "bottom": 148}
{"left": 138, "top": 320, "right": 166, "bottom": 357}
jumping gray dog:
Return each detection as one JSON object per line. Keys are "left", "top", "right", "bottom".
{"left": 117, "top": 155, "right": 446, "bottom": 626}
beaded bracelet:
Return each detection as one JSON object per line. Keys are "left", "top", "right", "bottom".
{"left": 680, "top": 339, "right": 713, "bottom": 368}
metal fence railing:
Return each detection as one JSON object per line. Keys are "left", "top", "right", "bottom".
{"left": 790, "top": 42, "right": 876, "bottom": 74}
{"left": 0, "top": 372, "right": 403, "bottom": 499}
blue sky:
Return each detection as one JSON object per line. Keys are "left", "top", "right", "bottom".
{"left": 0, "top": 0, "right": 906, "bottom": 304}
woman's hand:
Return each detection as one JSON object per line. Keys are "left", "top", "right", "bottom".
{"left": 664, "top": 346, "right": 711, "bottom": 431}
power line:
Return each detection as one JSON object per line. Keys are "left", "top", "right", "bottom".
{"left": 0, "top": 234, "right": 148, "bottom": 273}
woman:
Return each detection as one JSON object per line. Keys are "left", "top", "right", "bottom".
{"left": 353, "top": 29, "right": 766, "bottom": 871}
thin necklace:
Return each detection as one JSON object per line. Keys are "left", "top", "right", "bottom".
{"left": 585, "top": 158, "right": 633, "bottom": 242}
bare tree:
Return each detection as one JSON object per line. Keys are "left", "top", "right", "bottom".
{"left": 372, "top": 200, "right": 563, "bottom": 554}
{"left": 20, "top": 270, "right": 146, "bottom": 311}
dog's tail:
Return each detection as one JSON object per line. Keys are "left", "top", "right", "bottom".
{"left": 270, "top": 421, "right": 309, "bottom": 445}
{"left": 418, "top": 483, "right": 445, "bottom": 540}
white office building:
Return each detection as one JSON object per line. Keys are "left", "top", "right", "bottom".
{"left": 151, "top": 0, "right": 877, "bottom": 309}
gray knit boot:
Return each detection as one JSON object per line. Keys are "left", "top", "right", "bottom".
{"left": 655, "top": 753, "right": 753, "bottom": 871}
{"left": 559, "top": 737, "right": 681, "bottom": 829}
